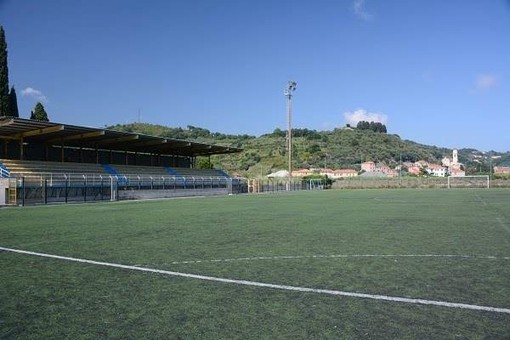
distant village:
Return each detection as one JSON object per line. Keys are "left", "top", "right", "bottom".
{"left": 291, "top": 149, "right": 510, "bottom": 179}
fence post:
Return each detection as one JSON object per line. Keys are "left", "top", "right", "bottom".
{"left": 109, "top": 176, "right": 116, "bottom": 201}
{"left": 83, "top": 177, "right": 87, "bottom": 202}
{"left": 65, "top": 176, "right": 69, "bottom": 203}
{"left": 21, "top": 177, "right": 25, "bottom": 206}
{"left": 100, "top": 177, "right": 104, "bottom": 200}
{"left": 44, "top": 179, "right": 48, "bottom": 205}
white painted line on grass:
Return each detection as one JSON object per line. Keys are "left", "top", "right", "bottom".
{"left": 475, "top": 194, "right": 488, "bottom": 206}
{"left": 169, "top": 254, "right": 510, "bottom": 265}
{"left": 1, "top": 246, "right": 510, "bottom": 314}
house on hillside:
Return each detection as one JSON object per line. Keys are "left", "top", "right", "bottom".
{"left": 415, "top": 160, "right": 429, "bottom": 168}
{"left": 292, "top": 168, "right": 358, "bottom": 179}
{"left": 361, "top": 161, "right": 376, "bottom": 173}
{"left": 404, "top": 162, "right": 422, "bottom": 176}
{"left": 494, "top": 166, "right": 510, "bottom": 174}
{"left": 426, "top": 164, "right": 447, "bottom": 177}
{"left": 449, "top": 165, "right": 466, "bottom": 177}
{"left": 321, "top": 168, "right": 358, "bottom": 178}
{"left": 291, "top": 169, "right": 315, "bottom": 177}
{"left": 331, "top": 169, "right": 358, "bottom": 178}
{"left": 361, "top": 161, "right": 398, "bottom": 177}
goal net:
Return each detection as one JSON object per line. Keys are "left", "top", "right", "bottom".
{"left": 447, "top": 175, "right": 490, "bottom": 189}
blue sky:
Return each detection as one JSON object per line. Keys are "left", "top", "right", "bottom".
{"left": 1, "top": 0, "right": 509, "bottom": 151}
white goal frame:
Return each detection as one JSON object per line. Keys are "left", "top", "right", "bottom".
{"left": 447, "top": 175, "right": 490, "bottom": 189}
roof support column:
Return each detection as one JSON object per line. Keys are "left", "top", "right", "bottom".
{"left": 95, "top": 148, "right": 99, "bottom": 164}
{"left": 60, "top": 141, "right": 64, "bottom": 162}
{"left": 44, "top": 143, "right": 49, "bottom": 161}
{"left": 19, "top": 138, "right": 24, "bottom": 160}
{"left": 3, "top": 140, "right": 8, "bottom": 159}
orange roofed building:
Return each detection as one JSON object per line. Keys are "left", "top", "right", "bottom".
{"left": 292, "top": 168, "right": 358, "bottom": 179}
{"left": 494, "top": 166, "right": 510, "bottom": 174}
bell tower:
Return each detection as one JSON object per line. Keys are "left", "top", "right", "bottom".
{"left": 453, "top": 149, "right": 458, "bottom": 164}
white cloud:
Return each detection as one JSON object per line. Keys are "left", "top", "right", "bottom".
{"left": 352, "top": 0, "right": 373, "bottom": 21}
{"left": 474, "top": 74, "right": 497, "bottom": 92}
{"left": 21, "top": 87, "right": 48, "bottom": 103}
{"left": 343, "top": 109, "right": 388, "bottom": 126}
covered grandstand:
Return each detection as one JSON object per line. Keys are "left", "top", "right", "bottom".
{"left": 0, "top": 117, "right": 244, "bottom": 205}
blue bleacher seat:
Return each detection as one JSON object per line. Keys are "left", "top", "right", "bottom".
{"left": 214, "top": 169, "right": 231, "bottom": 178}
{"left": 0, "top": 162, "right": 10, "bottom": 178}
{"left": 101, "top": 164, "right": 128, "bottom": 185}
{"left": 101, "top": 164, "right": 120, "bottom": 175}
{"left": 164, "top": 166, "right": 179, "bottom": 176}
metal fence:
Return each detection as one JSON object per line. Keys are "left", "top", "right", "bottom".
{"left": 246, "top": 178, "right": 325, "bottom": 193}
{"left": 10, "top": 173, "right": 246, "bottom": 206}
{"left": 332, "top": 177, "right": 510, "bottom": 189}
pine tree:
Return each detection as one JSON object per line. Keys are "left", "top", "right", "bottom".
{"left": 31, "top": 102, "right": 49, "bottom": 121}
{"left": 8, "top": 86, "right": 19, "bottom": 117}
{"left": 0, "top": 26, "right": 10, "bottom": 116}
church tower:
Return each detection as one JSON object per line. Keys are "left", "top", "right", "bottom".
{"left": 453, "top": 149, "right": 458, "bottom": 164}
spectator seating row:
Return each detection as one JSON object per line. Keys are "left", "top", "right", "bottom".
{"left": 0, "top": 159, "right": 231, "bottom": 179}
{"left": 0, "top": 161, "right": 10, "bottom": 178}
{"left": 0, "top": 159, "right": 105, "bottom": 176}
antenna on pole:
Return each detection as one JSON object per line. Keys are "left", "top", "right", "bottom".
{"left": 284, "top": 81, "right": 297, "bottom": 191}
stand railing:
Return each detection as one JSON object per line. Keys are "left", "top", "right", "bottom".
{"left": 11, "top": 172, "right": 246, "bottom": 206}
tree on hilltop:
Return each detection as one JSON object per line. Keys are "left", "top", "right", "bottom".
{"left": 356, "top": 120, "right": 387, "bottom": 133}
{"left": 8, "top": 86, "right": 19, "bottom": 117}
{"left": 0, "top": 26, "right": 10, "bottom": 116}
{"left": 30, "top": 102, "right": 49, "bottom": 121}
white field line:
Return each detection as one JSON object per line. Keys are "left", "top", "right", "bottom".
{"left": 168, "top": 254, "right": 510, "bottom": 265}
{"left": 475, "top": 194, "right": 488, "bottom": 206}
{"left": 472, "top": 194, "right": 510, "bottom": 234}
{"left": 1, "top": 246, "right": 510, "bottom": 314}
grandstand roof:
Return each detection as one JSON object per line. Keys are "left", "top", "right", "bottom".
{"left": 0, "top": 117, "right": 241, "bottom": 156}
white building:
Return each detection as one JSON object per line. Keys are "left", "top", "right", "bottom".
{"left": 426, "top": 164, "right": 447, "bottom": 177}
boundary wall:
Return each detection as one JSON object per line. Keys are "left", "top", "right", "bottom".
{"left": 332, "top": 177, "right": 510, "bottom": 189}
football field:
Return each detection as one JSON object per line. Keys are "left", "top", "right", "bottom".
{"left": 1, "top": 189, "right": 509, "bottom": 338}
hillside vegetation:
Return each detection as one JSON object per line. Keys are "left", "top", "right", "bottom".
{"left": 108, "top": 123, "right": 510, "bottom": 178}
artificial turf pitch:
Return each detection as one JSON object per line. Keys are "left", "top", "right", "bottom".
{"left": 1, "top": 188, "right": 509, "bottom": 339}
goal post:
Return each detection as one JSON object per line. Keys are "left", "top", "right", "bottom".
{"left": 447, "top": 175, "right": 490, "bottom": 189}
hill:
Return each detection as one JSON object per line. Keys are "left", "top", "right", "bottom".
{"left": 108, "top": 123, "right": 509, "bottom": 178}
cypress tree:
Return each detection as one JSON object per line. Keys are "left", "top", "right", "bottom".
{"left": 0, "top": 26, "right": 9, "bottom": 116}
{"left": 8, "top": 86, "right": 19, "bottom": 117}
{"left": 31, "top": 102, "right": 49, "bottom": 121}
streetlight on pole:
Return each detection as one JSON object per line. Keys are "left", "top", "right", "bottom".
{"left": 285, "top": 81, "right": 297, "bottom": 191}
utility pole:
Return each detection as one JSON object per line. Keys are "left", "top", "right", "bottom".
{"left": 284, "top": 81, "right": 297, "bottom": 191}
